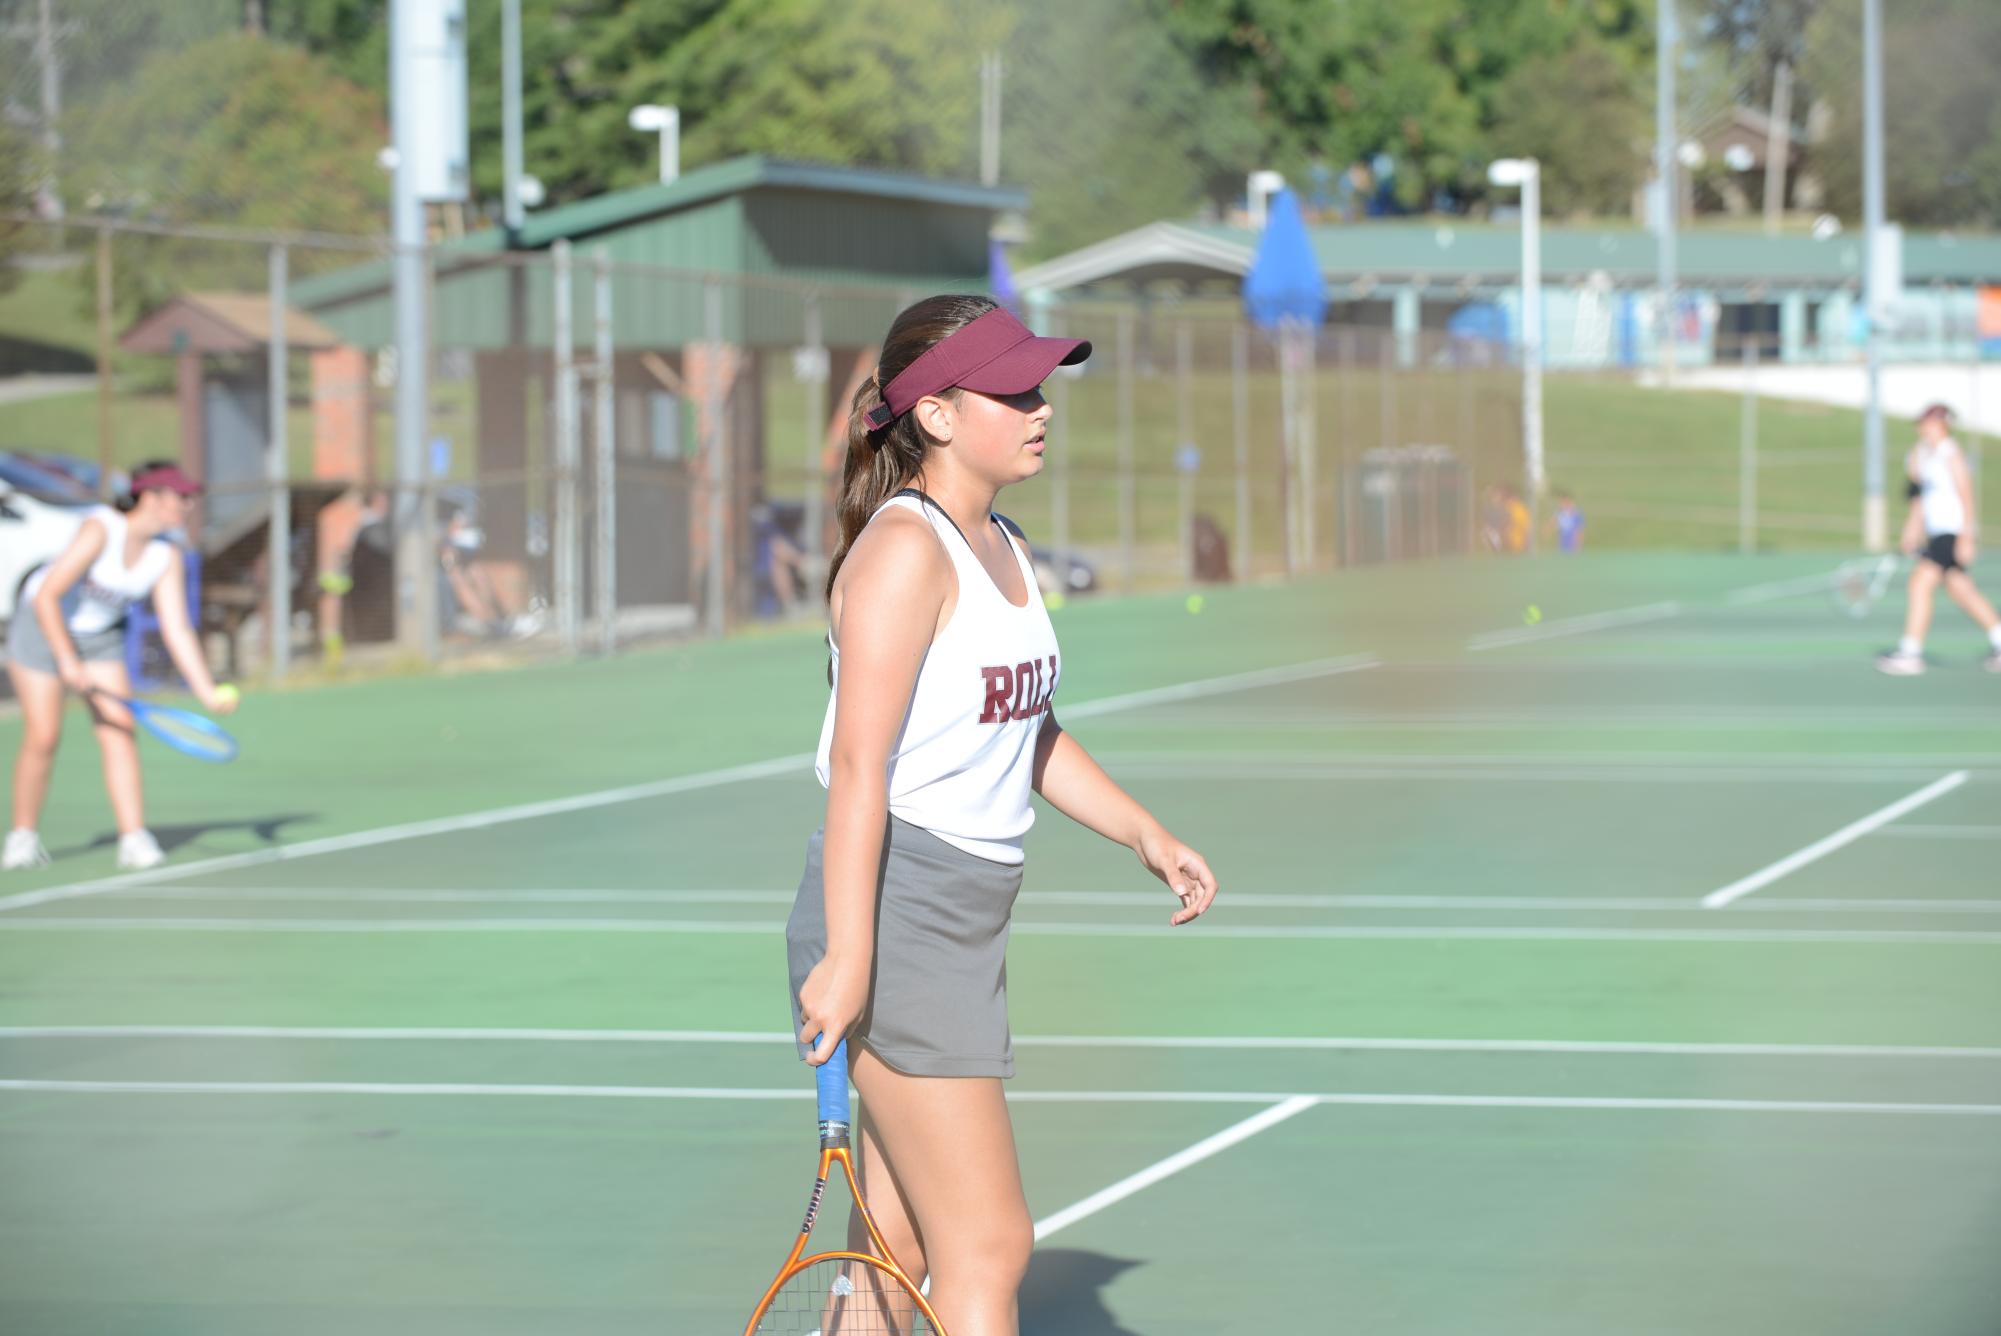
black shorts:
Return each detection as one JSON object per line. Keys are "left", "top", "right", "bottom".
{"left": 1921, "top": 533, "right": 1963, "bottom": 572}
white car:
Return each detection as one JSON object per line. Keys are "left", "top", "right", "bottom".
{"left": 0, "top": 486, "right": 90, "bottom": 626}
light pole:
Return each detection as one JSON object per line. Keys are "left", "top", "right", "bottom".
{"left": 628, "top": 104, "right": 680, "bottom": 184}
{"left": 1489, "top": 157, "right": 1545, "bottom": 505}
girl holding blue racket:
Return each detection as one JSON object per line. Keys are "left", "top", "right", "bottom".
{"left": 784, "top": 296, "right": 1218, "bottom": 1335}
{"left": 5, "top": 462, "right": 238, "bottom": 872}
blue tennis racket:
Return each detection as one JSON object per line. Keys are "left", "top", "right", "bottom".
{"left": 89, "top": 689, "right": 239, "bottom": 763}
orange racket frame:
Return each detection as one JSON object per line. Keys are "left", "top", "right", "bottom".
{"left": 743, "top": 1039, "right": 949, "bottom": 1334}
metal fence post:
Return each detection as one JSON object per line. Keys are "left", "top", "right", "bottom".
{"left": 801, "top": 290, "right": 826, "bottom": 586}
{"left": 1740, "top": 340, "right": 1759, "bottom": 554}
{"left": 1050, "top": 308, "right": 1071, "bottom": 560}
{"left": 593, "top": 247, "right": 616, "bottom": 656}
{"left": 267, "top": 242, "right": 291, "bottom": 678}
{"left": 1176, "top": 321, "right": 1195, "bottom": 581}
{"left": 705, "top": 278, "right": 728, "bottom": 638}
{"left": 1232, "top": 321, "right": 1250, "bottom": 582}
{"left": 552, "top": 240, "right": 581, "bottom": 654}
{"left": 1117, "top": 307, "right": 1136, "bottom": 590}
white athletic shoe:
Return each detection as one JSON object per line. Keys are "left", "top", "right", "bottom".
{"left": 116, "top": 829, "right": 165, "bottom": 871}
{"left": 2, "top": 828, "right": 50, "bottom": 870}
{"left": 1875, "top": 650, "right": 1927, "bottom": 677}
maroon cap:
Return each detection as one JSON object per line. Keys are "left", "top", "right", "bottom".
{"left": 1919, "top": 402, "right": 1954, "bottom": 423}
{"left": 129, "top": 464, "right": 202, "bottom": 497}
{"left": 865, "top": 308, "right": 1090, "bottom": 432}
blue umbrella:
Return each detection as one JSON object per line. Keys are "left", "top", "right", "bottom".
{"left": 989, "top": 236, "right": 1020, "bottom": 314}
{"left": 1242, "top": 188, "right": 1326, "bottom": 330}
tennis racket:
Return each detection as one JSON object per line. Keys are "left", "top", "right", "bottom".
{"left": 88, "top": 689, "right": 239, "bottom": 763}
{"left": 1833, "top": 553, "right": 1903, "bottom": 619}
{"left": 742, "top": 1039, "right": 945, "bottom": 1335}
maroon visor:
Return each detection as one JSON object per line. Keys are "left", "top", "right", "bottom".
{"left": 129, "top": 464, "right": 203, "bottom": 497}
{"left": 865, "top": 308, "right": 1090, "bottom": 432}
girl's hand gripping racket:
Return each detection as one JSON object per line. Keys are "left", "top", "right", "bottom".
{"left": 88, "top": 688, "right": 240, "bottom": 763}
{"left": 742, "top": 1039, "right": 946, "bottom": 1335}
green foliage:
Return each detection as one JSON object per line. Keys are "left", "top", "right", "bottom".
{"left": 1490, "top": 38, "right": 1651, "bottom": 217}
{"left": 1152, "top": 0, "right": 1652, "bottom": 208}
{"left": 0, "top": 122, "right": 32, "bottom": 296}
{"left": 1006, "top": 0, "right": 1260, "bottom": 256}
{"left": 60, "top": 32, "right": 388, "bottom": 314}
{"left": 1805, "top": 0, "right": 2001, "bottom": 227}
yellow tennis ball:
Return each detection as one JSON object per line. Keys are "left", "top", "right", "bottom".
{"left": 1186, "top": 594, "right": 1206, "bottom": 615}
{"left": 1523, "top": 604, "right": 1542, "bottom": 626}
{"left": 214, "top": 684, "right": 240, "bottom": 707}
{"left": 1043, "top": 590, "right": 1067, "bottom": 611}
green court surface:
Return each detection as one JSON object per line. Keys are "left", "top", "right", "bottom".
{"left": 3, "top": 553, "right": 1999, "bottom": 1334}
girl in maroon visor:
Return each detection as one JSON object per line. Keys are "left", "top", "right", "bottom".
{"left": 785, "top": 295, "right": 1220, "bottom": 1333}
{"left": 5, "top": 461, "right": 239, "bottom": 872}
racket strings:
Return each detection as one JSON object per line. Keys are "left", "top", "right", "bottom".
{"left": 755, "top": 1256, "right": 935, "bottom": 1334}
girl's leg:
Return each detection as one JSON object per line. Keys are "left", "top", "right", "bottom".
{"left": 1941, "top": 568, "right": 2001, "bottom": 634}
{"left": 1901, "top": 561, "right": 1942, "bottom": 648}
{"left": 7, "top": 663, "right": 65, "bottom": 832}
{"left": 79, "top": 661, "right": 145, "bottom": 836}
{"left": 850, "top": 1045, "right": 1033, "bottom": 1336}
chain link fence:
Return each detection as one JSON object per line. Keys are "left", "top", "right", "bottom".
{"left": 12, "top": 213, "right": 1990, "bottom": 687}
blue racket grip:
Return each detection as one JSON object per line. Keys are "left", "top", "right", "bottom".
{"left": 814, "top": 1037, "right": 851, "bottom": 1128}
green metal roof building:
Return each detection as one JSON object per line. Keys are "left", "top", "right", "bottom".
{"left": 294, "top": 154, "right": 1022, "bottom": 350}
{"left": 290, "top": 156, "right": 1021, "bottom": 617}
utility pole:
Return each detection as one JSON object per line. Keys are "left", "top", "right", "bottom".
{"left": 1655, "top": 0, "right": 1678, "bottom": 384}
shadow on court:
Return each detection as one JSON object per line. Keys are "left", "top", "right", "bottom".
{"left": 60, "top": 812, "right": 318, "bottom": 858}
{"left": 1019, "top": 1249, "right": 1144, "bottom": 1335}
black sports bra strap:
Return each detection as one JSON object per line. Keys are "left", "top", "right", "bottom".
{"left": 891, "top": 487, "right": 1005, "bottom": 552}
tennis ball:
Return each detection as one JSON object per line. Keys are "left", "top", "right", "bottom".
{"left": 1186, "top": 594, "right": 1206, "bottom": 615}
{"left": 1523, "top": 604, "right": 1542, "bottom": 626}
{"left": 1043, "top": 590, "right": 1067, "bottom": 611}
{"left": 318, "top": 571, "right": 354, "bottom": 596}
{"left": 214, "top": 684, "right": 240, "bottom": 707}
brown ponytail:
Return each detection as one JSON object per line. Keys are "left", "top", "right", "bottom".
{"left": 825, "top": 294, "right": 1000, "bottom": 602}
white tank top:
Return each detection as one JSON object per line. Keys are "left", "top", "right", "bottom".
{"left": 22, "top": 506, "right": 176, "bottom": 635}
{"left": 814, "top": 493, "right": 1061, "bottom": 865}
{"left": 1914, "top": 437, "right": 1967, "bottom": 536}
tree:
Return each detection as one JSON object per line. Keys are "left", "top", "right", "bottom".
{"left": 1803, "top": 0, "right": 2001, "bottom": 226}
{"left": 0, "top": 122, "right": 32, "bottom": 294}
{"left": 60, "top": 32, "right": 388, "bottom": 312}
{"left": 1152, "top": 0, "right": 1651, "bottom": 211}
{"left": 1490, "top": 38, "right": 1651, "bottom": 217}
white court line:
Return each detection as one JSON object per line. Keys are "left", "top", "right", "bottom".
{"left": 0, "top": 653, "right": 1380, "bottom": 916}
{"left": 1703, "top": 771, "right": 1972, "bottom": 909}
{"left": 80, "top": 889, "right": 2001, "bottom": 913}
{"left": 8, "top": 1026, "right": 1998, "bottom": 1060}
{"left": 1467, "top": 601, "right": 1682, "bottom": 652}
{"left": 4, "top": 917, "right": 1998, "bottom": 943}
{"left": 1875, "top": 824, "right": 2001, "bottom": 840}
{"left": 1032, "top": 1096, "right": 1317, "bottom": 1242}
{"left": 1723, "top": 570, "right": 1844, "bottom": 606}
{"left": 1, "top": 1079, "right": 1996, "bottom": 1118}
{"left": 1091, "top": 761, "right": 1971, "bottom": 785}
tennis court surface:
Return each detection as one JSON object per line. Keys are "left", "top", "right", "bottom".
{"left": 3, "top": 552, "right": 1998, "bottom": 1335}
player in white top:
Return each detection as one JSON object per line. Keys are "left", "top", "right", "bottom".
{"left": 4, "top": 462, "right": 239, "bottom": 870}
{"left": 1878, "top": 405, "right": 2001, "bottom": 675}
{"left": 793, "top": 296, "right": 1218, "bottom": 1333}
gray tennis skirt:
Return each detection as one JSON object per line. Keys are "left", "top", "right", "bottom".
{"left": 787, "top": 814, "right": 1026, "bottom": 1078}
{"left": 6, "top": 613, "right": 125, "bottom": 675}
